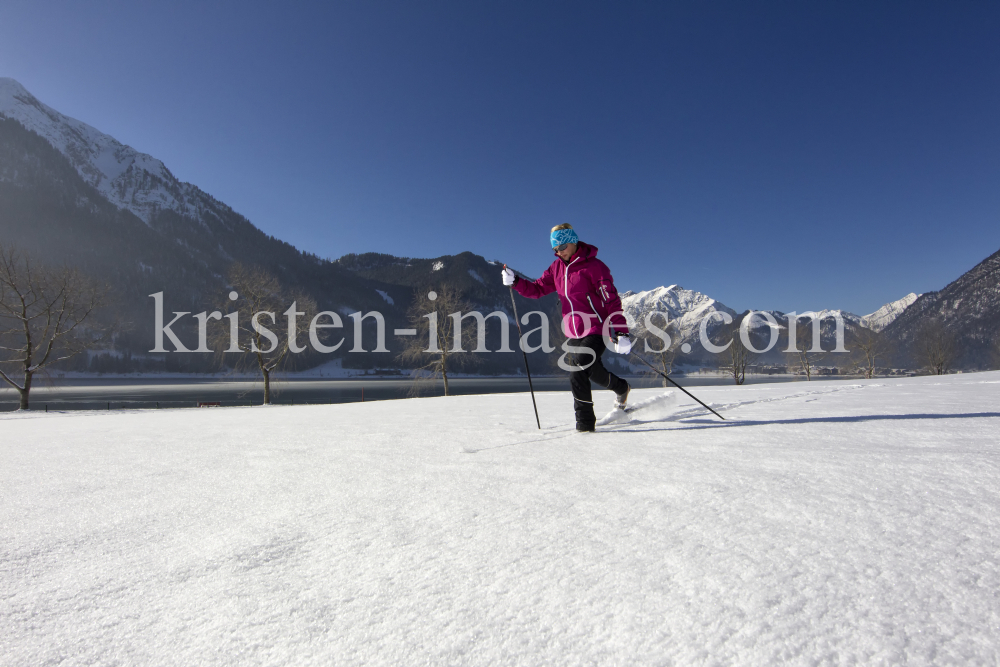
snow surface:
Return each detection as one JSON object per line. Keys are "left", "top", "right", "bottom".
{"left": 2, "top": 373, "right": 1000, "bottom": 665}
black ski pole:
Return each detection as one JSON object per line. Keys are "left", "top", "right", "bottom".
{"left": 629, "top": 352, "right": 726, "bottom": 421}
{"left": 504, "top": 264, "right": 541, "bottom": 429}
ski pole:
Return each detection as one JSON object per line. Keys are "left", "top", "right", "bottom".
{"left": 629, "top": 352, "right": 725, "bottom": 421}
{"left": 504, "top": 264, "right": 541, "bottom": 429}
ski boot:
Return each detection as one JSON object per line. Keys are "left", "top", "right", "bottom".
{"left": 615, "top": 382, "right": 631, "bottom": 410}
{"left": 574, "top": 398, "right": 596, "bottom": 432}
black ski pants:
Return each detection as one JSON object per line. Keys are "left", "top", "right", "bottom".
{"left": 566, "top": 334, "right": 629, "bottom": 426}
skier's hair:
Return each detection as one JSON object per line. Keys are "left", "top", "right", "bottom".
{"left": 551, "top": 223, "right": 573, "bottom": 233}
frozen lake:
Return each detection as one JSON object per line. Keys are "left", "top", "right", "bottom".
{"left": 0, "top": 373, "right": 867, "bottom": 410}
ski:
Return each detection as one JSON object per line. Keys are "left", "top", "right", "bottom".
{"left": 596, "top": 391, "right": 679, "bottom": 426}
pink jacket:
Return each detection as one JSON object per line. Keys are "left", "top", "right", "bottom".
{"left": 513, "top": 242, "right": 629, "bottom": 339}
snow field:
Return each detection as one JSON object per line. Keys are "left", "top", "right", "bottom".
{"left": 2, "top": 373, "right": 999, "bottom": 665}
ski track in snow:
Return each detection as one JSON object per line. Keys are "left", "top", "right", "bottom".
{"left": 665, "top": 383, "right": 869, "bottom": 423}
{"left": 594, "top": 383, "right": 870, "bottom": 430}
{"left": 2, "top": 374, "right": 1000, "bottom": 665}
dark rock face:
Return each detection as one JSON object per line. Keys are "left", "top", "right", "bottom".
{"left": 883, "top": 248, "right": 1000, "bottom": 368}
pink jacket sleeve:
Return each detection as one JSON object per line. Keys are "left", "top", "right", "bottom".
{"left": 513, "top": 264, "right": 556, "bottom": 299}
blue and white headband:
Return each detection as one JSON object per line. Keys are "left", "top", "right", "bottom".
{"left": 550, "top": 227, "right": 579, "bottom": 248}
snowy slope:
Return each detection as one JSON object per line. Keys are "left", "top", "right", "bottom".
{"left": 789, "top": 308, "right": 861, "bottom": 324}
{"left": 861, "top": 293, "right": 920, "bottom": 332}
{"left": 0, "top": 77, "right": 220, "bottom": 224}
{"left": 3, "top": 373, "right": 999, "bottom": 665}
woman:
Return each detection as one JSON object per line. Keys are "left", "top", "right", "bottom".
{"left": 501, "top": 223, "right": 632, "bottom": 432}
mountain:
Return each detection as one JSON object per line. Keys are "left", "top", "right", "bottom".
{"left": 1, "top": 77, "right": 223, "bottom": 225}
{"left": 335, "top": 251, "right": 558, "bottom": 319}
{"left": 2, "top": 77, "right": 943, "bottom": 374}
{"left": 0, "top": 78, "right": 562, "bottom": 375}
{"left": 335, "top": 251, "right": 562, "bottom": 368}
{"left": 861, "top": 293, "right": 920, "bottom": 332}
{"left": 620, "top": 285, "right": 737, "bottom": 351}
{"left": 620, "top": 285, "right": 921, "bottom": 364}
{"left": 0, "top": 80, "right": 434, "bottom": 372}
{"left": 882, "top": 249, "right": 1000, "bottom": 368}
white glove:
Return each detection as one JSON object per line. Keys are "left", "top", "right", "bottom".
{"left": 501, "top": 267, "right": 516, "bottom": 286}
{"left": 614, "top": 334, "right": 632, "bottom": 355}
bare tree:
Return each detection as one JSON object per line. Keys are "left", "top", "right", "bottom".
{"left": 398, "top": 286, "right": 479, "bottom": 396}
{"left": 850, "top": 325, "right": 894, "bottom": 379}
{"left": 717, "top": 321, "right": 756, "bottom": 385}
{"left": 785, "top": 319, "right": 827, "bottom": 381}
{"left": 636, "top": 321, "right": 681, "bottom": 388}
{"left": 913, "top": 319, "right": 957, "bottom": 375}
{"left": 212, "top": 263, "right": 317, "bottom": 404}
{"left": 0, "top": 244, "right": 112, "bottom": 410}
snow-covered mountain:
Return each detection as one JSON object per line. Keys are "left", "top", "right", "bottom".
{"left": 0, "top": 77, "right": 225, "bottom": 225}
{"left": 748, "top": 300, "right": 922, "bottom": 338}
{"left": 1, "top": 77, "right": 940, "bottom": 371}
{"left": 0, "top": 78, "right": 549, "bottom": 375}
{"left": 620, "top": 285, "right": 738, "bottom": 345}
{"left": 0, "top": 79, "right": 420, "bottom": 373}
{"left": 620, "top": 285, "right": 921, "bottom": 359}
{"left": 861, "top": 293, "right": 920, "bottom": 332}
{"left": 622, "top": 287, "right": 904, "bottom": 337}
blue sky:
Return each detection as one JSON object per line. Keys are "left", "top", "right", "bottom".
{"left": 2, "top": 1, "right": 998, "bottom": 314}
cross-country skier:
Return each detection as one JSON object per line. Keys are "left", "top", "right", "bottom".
{"left": 501, "top": 223, "right": 632, "bottom": 431}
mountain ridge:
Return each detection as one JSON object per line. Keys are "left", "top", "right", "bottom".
{"left": 882, "top": 249, "right": 1000, "bottom": 367}
{"left": 0, "top": 77, "right": 224, "bottom": 226}
{"left": 0, "top": 78, "right": 958, "bottom": 373}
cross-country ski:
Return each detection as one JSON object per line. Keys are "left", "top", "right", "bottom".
{"left": 595, "top": 390, "right": 681, "bottom": 425}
